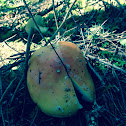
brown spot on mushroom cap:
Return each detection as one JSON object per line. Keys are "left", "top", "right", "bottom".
{"left": 27, "top": 41, "right": 95, "bottom": 117}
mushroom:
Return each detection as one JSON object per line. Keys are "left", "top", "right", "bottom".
{"left": 25, "top": 15, "right": 48, "bottom": 35}
{"left": 27, "top": 41, "right": 95, "bottom": 117}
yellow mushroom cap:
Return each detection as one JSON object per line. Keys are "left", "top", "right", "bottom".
{"left": 27, "top": 41, "right": 95, "bottom": 117}
{"left": 25, "top": 15, "right": 48, "bottom": 35}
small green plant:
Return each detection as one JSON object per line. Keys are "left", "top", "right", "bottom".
{"left": 97, "top": 50, "right": 126, "bottom": 71}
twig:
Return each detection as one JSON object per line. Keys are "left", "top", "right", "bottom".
{"left": 30, "top": 108, "right": 39, "bottom": 126}
{"left": 24, "top": 28, "right": 33, "bottom": 75}
{"left": 86, "top": 60, "right": 110, "bottom": 112}
{"left": 52, "top": 0, "right": 60, "bottom": 41}
{"left": 38, "top": 1, "right": 64, "bottom": 16}
{"left": 23, "top": 0, "right": 47, "bottom": 43}
{"left": 4, "top": 41, "right": 19, "bottom": 53}
{"left": 0, "top": 73, "right": 5, "bottom": 126}
{"left": 112, "top": 68, "right": 126, "bottom": 111}
{"left": 0, "top": 73, "right": 2, "bottom": 96}
{"left": 81, "top": 19, "right": 108, "bottom": 57}
{"left": 0, "top": 59, "right": 24, "bottom": 73}
{"left": 0, "top": 78, "right": 17, "bottom": 104}
{"left": 86, "top": 60, "right": 106, "bottom": 86}
{"left": 61, "top": 26, "right": 77, "bottom": 40}
{"left": 105, "top": 90, "right": 122, "bottom": 116}
{"left": 52, "top": 0, "right": 59, "bottom": 30}
{"left": 48, "top": 0, "right": 77, "bottom": 44}
{"left": 80, "top": 28, "right": 86, "bottom": 44}
{"left": 0, "top": 50, "right": 35, "bottom": 62}
{"left": 24, "top": 119, "right": 37, "bottom": 126}
{"left": 80, "top": 28, "right": 86, "bottom": 56}
{"left": 65, "top": 0, "right": 80, "bottom": 29}
{"left": 92, "top": 46, "right": 126, "bottom": 58}
{"left": 23, "top": 0, "right": 77, "bottom": 45}
{"left": 0, "top": 34, "right": 17, "bottom": 43}
{"left": 115, "top": 0, "right": 125, "bottom": 11}
{"left": 10, "top": 76, "right": 24, "bottom": 105}
{"left": 6, "top": 56, "right": 24, "bottom": 60}
{"left": 10, "top": 26, "right": 33, "bottom": 104}
{"left": 86, "top": 54, "right": 126, "bottom": 74}
{"left": 104, "top": 108, "right": 120, "bottom": 121}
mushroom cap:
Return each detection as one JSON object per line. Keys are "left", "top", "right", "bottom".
{"left": 27, "top": 41, "right": 95, "bottom": 117}
{"left": 25, "top": 15, "right": 48, "bottom": 35}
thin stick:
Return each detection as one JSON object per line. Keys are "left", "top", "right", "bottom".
{"left": 115, "top": 0, "right": 125, "bottom": 11}
{"left": 24, "top": 28, "right": 33, "bottom": 75}
{"left": 0, "top": 73, "right": 2, "bottom": 98}
{"left": 86, "top": 60, "right": 106, "bottom": 86}
{"left": 30, "top": 108, "right": 38, "bottom": 126}
{"left": 52, "top": 0, "right": 60, "bottom": 41}
{"left": 4, "top": 41, "right": 19, "bottom": 53}
{"left": 0, "top": 78, "right": 16, "bottom": 104}
{"left": 86, "top": 54, "right": 126, "bottom": 74}
{"left": 38, "top": 1, "right": 64, "bottom": 16}
{"left": 0, "top": 59, "right": 24, "bottom": 73}
{"left": 87, "top": 60, "right": 110, "bottom": 111}
{"left": 10, "top": 76, "right": 24, "bottom": 105}
{"left": 52, "top": 0, "right": 59, "bottom": 30}
{"left": 112, "top": 68, "right": 126, "bottom": 111}
{"left": 0, "top": 73, "right": 5, "bottom": 126}
{"left": 0, "top": 34, "right": 17, "bottom": 43}
{"left": 23, "top": 0, "right": 47, "bottom": 43}
{"left": 10, "top": 28, "right": 33, "bottom": 104}
{"left": 48, "top": 0, "right": 77, "bottom": 44}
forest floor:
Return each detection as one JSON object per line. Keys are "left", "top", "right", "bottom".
{"left": 0, "top": 0, "right": 126, "bottom": 126}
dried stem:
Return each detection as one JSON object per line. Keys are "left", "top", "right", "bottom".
{"left": 0, "top": 73, "right": 5, "bottom": 126}
{"left": 0, "top": 78, "right": 16, "bottom": 104}
{"left": 10, "top": 26, "right": 33, "bottom": 104}
{"left": 86, "top": 54, "right": 126, "bottom": 74}
{"left": 48, "top": 0, "right": 77, "bottom": 44}
{"left": 112, "top": 68, "right": 126, "bottom": 111}
{"left": 52, "top": 0, "right": 60, "bottom": 41}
